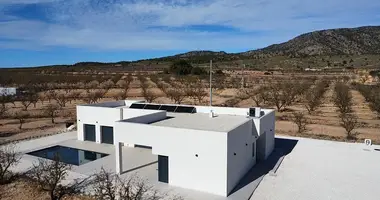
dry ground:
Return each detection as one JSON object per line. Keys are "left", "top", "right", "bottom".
{"left": 1, "top": 73, "right": 379, "bottom": 144}
{"left": 0, "top": 180, "right": 92, "bottom": 200}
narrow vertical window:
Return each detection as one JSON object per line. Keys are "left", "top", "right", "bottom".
{"left": 252, "top": 142, "right": 255, "bottom": 157}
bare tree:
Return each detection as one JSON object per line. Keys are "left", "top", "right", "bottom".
{"left": 149, "top": 74, "right": 160, "bottom": 85}
{"left": 340, "top": 113, "right": 360, "bottom": 139}
{"left": 85, "top": 80, "right": 99, "bottom": 93}
{"left": 117, "top": 79, "right": 132, "bottom": 96}
{"left": 101, "top": 80, "right": 115, "bottom": 93}
{"left": 67, "top": 91, "right": 81, "bottom": 103}
{"left": 144, "top": 89, "right": 158, "bottom": 103}
{"left": 0, "top": 103, "right": 7, "bottom": 119}
{"left": 369, "top": 97, "right": 380, "bottom": 118}
{"left": 113, "top": 91, "right": 128, "bottom": 100}
{"left": 1, "top": 95, "right": 15, "bottom": 108}
{"left": 333, "top": 83, "right": 353, "bottom": 114}
{"left": 304, "top": 81, "right": 329, "bottom": 115}
{"left": 186, "top": 78, "right": 207, "bottom": 104}
{"left": 62, "top": 84, "right": 73, "bottom": 94}
{"left": 141, "top": 82, "right": 158, "bottom": 103}
{"left": 31, "top": 94, "right": 39, "bottom": 108}
{"left": 166, "top": 88, "right": 186, "bottom": 104}
{"left": 55, "top": 94, "right": 69, "bottom": 108}
{"left": 46, "top": 90, "right": 58, "bottom": 103}
{"left": 239, "top": 86, "right": 267, "bottom": 107}
{"left": 20, "top": 96, "right": 33, "bottom": 111}
{"left": 86, "top": 91, "right": 103, "bottom": 104}
{"left": 27, "top": 154, "right": 90, "bottom": 200}
{"left": 91, "top": 167, "right": 183, "bottom": 200}
{"left": 224, "top": 98, "right": 241, "bottom": 107}
{"left": 156, "top": 82, "right": 169, "bottom": 94}
{"left": 14, "top": 110, "right": 29, "bottom": 129}
{"left": 38, "top": 93, "right": 46, "bottom": 105}
{"left": 0, "top": 144, "right": 21, "bottom": 184}
{"left": 44, "top": 104, "right": 61, "bottom": 123}
{"left": 267, "top": 81, "right": 300, "bottom": 112}
{"left": 291, "top": 112, "right": 309, "bottom": 133}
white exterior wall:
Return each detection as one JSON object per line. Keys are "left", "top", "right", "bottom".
{"left": 0, "top": 87, "right": 16, "bottom": 96}
{"left": 260, "top": 111, "right": 275, "bottom": 159}
{"left": 77, "top": 106, "right": 122, "bottom": 143}
{"left": 253, "top": 110, "right": 275, "bottom": 160}
{"left": 77, "top": 106, "right": 166, "bottom": 144}
{"left": 114, "top": 122, "right": 228, "bottom": 196}
{"left": 226, "top": 120, "right": 256, "bottom": 194}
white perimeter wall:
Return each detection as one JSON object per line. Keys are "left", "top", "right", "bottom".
{"left": 226, "top": 120, "right": 256, "bottom": 194}
{"left": 195, "top": 106, "right": 248, "bottom": 116}
{"left": 114, "top": 122, "right": 228, "bottom": 196}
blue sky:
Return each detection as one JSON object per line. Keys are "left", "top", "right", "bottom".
{"left": 0, "top": 0, "right": 379, "bottom": 68}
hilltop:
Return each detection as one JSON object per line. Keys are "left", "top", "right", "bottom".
{"left": 3, "top": 25, "right": 380, "bottom": 70}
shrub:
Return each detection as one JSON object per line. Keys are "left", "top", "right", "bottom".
{"left": 339, "top": 113, "right": 359, "bottom": 140}
{"left": 291, "top": 112, "right": 309, "bottom": 133}
{"left": 169, "top": 60, "right": 193, "bottom": 75}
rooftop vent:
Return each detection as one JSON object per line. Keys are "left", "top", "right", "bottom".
{"left": 209, "top": 110, "right": 215, "bottom": 118}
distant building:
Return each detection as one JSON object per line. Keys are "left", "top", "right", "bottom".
{"left": 305, "top": 68, "right": 322, "bottom": 72}
{"left": 0, "top": 87, "right": 16, "bottom": 96}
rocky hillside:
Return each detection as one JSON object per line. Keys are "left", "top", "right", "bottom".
{"left": 243, "top": 26, "right": 380, "bottom": 57}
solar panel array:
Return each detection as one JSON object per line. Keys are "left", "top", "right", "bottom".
{"left": 129, "top": 103, "right": 196, "bottom": 113}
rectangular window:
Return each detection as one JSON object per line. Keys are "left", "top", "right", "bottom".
{"left": 84, "top": 124, "right": 96, "bottom": 142}
{"left": 101, "top": 126, "right": 114, "bottom": 144}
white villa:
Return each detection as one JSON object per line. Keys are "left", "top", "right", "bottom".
{"left": 76, "top": 100, "right": 275, "bottom": 197}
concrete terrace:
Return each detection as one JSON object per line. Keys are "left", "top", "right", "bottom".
{"left": 10, "top": 132, "right": 380, "bottom": 200}
{"left": 151, "top": 112, "right": 251, "bottom": 132}
{"left": 251, "top": 136, "right": 380, "bottom": 200}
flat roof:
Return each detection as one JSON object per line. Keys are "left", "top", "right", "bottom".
{"left": 151, "top": 112, "right": 250, "bottom": 132}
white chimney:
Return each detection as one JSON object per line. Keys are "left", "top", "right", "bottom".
{"left": 255, "top": 107, "right": 261, "bottom": 118}
{"left": 120, "top": 108, "right": 124, "bottom": 120}
{"left": 209, "top": 110, "right": 215, "bottom": 118}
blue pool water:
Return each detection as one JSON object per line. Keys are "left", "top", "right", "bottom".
{"left": 27, "top": 145, "right": 109, "bottom": 166}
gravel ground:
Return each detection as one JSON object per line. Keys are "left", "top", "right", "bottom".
{"left": 251, "top": 136, "right": 380, "bottom": 200}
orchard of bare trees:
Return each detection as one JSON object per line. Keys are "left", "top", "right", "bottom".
{"left": 333, "top": 82, "right": 360, "bottom": 139}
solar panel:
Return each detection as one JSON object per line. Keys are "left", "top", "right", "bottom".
{"left": 144, "top": 104, "right": 161, "bottom": 110}
{"left": 130, "top": 103, "right": 146, "bottom": 109}
{"left": 159, "top": 105, "right": 177, "bottom": 112}
{"left": 175, "top": 106, "right": 196, "bottom": 113}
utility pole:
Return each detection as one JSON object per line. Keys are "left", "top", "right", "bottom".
{"left": 241, "top": 64, "right": 245, "bottom": 88}
{"left": 210, "top": 60, "right": 213, "bottom": 107}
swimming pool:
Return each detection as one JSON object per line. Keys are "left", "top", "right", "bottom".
{"left": 27, "top": 145, "right": 109, "bottom": 166}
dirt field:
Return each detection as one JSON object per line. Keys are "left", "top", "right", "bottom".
{"left": 1, "top": 72, "right": 379, "bottom": 144}
{"left": 0, "top": 180, "right": 91, "bottom": 200}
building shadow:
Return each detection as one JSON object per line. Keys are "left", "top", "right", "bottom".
{"left": 229, "top": 137, "right": 298, "bottom": 197}
{"left": 121, "top": 161, "right": 158, "bottom": 175}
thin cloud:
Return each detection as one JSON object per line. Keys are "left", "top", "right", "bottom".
{"left": 0, "top": 0, "right": 379, "bottom": 51}
{"left": 0, "top": 0, "right": 57, "bottom": 4}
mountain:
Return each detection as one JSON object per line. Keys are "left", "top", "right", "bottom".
{"left": 10, "top": 25, "right": 380, "bottom": 70}
{"left": 173, "top": 51, "right": 228, "bottom": 58}
{"left": 242, "top": 26, "right": 380, "bottom": 57}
